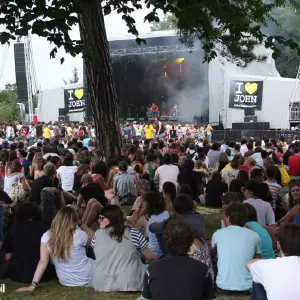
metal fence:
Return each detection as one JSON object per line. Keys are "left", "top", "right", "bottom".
{"left": 212, "top": 130, "right": 300, "bottom": 143}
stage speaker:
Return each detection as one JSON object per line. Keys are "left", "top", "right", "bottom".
{"left": 58, "top": 108, "right": 66, "bottom": 116}
{"left": 232, "top": 122, "right": 270, "bottom": 130}
{"left": 127, "top": 118, "right": 134, "bottom": 122}
{"left": 139, "top": 118, "right": 145, "bottom": 121}
{"left": 244, "top": 108, "right": 255, "bottom": 116}
{"left": 244, "top": 116, "right": 257, "bottom": 122}
{"left": 58, "top": 116, "right": 69, "bottom": 122}
{"left": 119, "top": 118, "right": 124, "bottom": 123}
{"left": 148, "top": 118, "right": 155, "bottom": 122}
{"left": 160, "top": 116, "right": 168, "bottom": 121}
{"left": 14, "top": 43, "right": 28, "bottom": 111}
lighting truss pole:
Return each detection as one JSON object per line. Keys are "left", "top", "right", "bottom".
{"left": 24, "top": 36, "right": 34, "bottom": 122}
{"left": 109, "top": 44, "right": 197, "bottom": 57}
{"left": 287, "top": 64, "right": 300, "bottom": 128}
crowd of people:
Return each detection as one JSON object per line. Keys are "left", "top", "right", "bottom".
{"left": 0, "top": 119, "right": 300, "bottom": 299}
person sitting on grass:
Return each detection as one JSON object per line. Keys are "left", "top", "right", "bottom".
{"left": 89, "top": 205, "right": 152, "bottom": 292}
{"left": 16, "top": 206, "right": 94, "bottom": 292}
{"left": 247, "top": 223, "right": 300, "bottom": 300}
{"left": 243, "top": 180, "right": 275, "bottom": 226}
{"left": 140, "top": 215, "right": 215, "bottom": 300}
{"left": 1, "top": 202, "right": 56, "bottom": 282}
{"left": 212, "top": 203, "right": 261, "bottom": 295}
{"left": 244, "top": 203, "right": 275, "bottom": 259}
{"left": 77, "top": 173, "right": 107, "bottom": 227}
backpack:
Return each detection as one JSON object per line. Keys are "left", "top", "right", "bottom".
{"left": 189, "top": 151, "right": 196, "bottom": 160}
{"left": 40, "top": 187, "right": 61, "bottom": 226}
{"left": 11, "top": 174, "right": 27, "bottom": 207}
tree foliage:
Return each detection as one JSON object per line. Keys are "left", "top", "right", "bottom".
{"left": 0, "top": 0, "right": 299, "bottom": 65}
{"left": 0, "top": 83, "right": 20, "bottom": 121}
{"left": 266, "top": 4, "right": 300, "bottom": 77}
{"left": 151, "top": 14, "right": 177, "bottom": 31}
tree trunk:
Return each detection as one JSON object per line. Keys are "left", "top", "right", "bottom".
{"left": 77, "top": 0, "right": 122, "bottom": 158}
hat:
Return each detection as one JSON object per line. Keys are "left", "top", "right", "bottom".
{"left": 133, "top": 121, "right": 137, "bottom": 124}
{"left": 81, "top": 174, "right": 92, "bottom": 182}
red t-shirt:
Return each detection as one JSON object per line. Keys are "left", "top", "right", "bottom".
{"left": 151, "top": 105, "right": 158, "bottom": 112}
{"left": 288, "top": 154, "right": 300, "bottom": 176}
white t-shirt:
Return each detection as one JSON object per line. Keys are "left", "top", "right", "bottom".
{"left": 250, "top": 256, "right": 300, "bottom": 300}
{"left": 154, "top": 164, "right": 180, "bottom": 192}
{"left": 41, "top": 229, "right": 94, "bottom": 286}
{"left": 56, "top": 166, "right": 78, "bottom": 191}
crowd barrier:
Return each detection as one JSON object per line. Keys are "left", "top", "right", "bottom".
{"left": 212, "top": 130, "right": 300, "bottom": 143}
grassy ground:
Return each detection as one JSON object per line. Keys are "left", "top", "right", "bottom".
{"left": 1, "top": 206, "right": 248, "bottom": 300}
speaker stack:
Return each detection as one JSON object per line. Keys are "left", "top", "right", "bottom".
{"left": 14, "top": 43, "right": 28, "bottom": 111}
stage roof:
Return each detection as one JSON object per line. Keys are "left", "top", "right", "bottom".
{"left": 107, "top": 30, "right": 178, "bottom": 42}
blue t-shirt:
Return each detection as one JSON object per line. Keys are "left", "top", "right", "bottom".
{"left": 212, "top": 225, "right": 261, "bottom": 291}
{"left": 83, "top": 138, "right": 91, "bottom": 147}
{"left": 246, "top": 221, "right": 275, "bottom": 259}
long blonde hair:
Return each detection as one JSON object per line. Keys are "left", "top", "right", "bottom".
{"left": 47, "top": 207, "right": 79, "bottom": 261}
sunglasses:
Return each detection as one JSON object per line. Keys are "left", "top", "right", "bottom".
{"left": 99, "top": 215, "right": 105, "bottom": 221}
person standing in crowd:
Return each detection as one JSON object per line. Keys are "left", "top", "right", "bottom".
{"left": 43, "top": 124, "right": 51, "bottom": 139}
{"left": 144, "top": 122, "right": 154, "bottom": 142}
{"left": 288, "top": 146, "right": 300, "bottom": 179}
{"left": 205, "top": 124, "right": 213, "bottom": 143}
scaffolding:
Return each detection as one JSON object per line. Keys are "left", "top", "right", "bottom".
{"left": 110, "top": 44, "right": 197, "bottom": 57}
{"left": 287, "top": 65, "right": 300, "bottom": 128}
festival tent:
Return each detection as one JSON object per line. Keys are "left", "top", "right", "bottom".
{"left": 208, "top": 45, "right": 300, "bottom": 129}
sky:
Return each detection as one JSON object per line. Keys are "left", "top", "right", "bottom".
{"left": 0, "top": 8, "right": 153, "bottom": 91}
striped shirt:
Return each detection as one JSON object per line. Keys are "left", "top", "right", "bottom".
{"left": 91, "top": 227, "right": 148, "bottom": 251}
{"left": 264, "top": 180, "right": 282, "bottom": 209}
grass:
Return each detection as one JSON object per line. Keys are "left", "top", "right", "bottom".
{"left": 1, "top": 206, "right": 248, "bottom": 300}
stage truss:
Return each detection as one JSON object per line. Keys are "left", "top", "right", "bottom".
{"left": 110, "top": 44, "right": 198, "bottom": 57}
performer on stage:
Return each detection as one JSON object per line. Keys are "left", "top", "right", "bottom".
{"left": 150, "top": 103, "right": 159, "bottom": 117}
{"left": 171, "top": 104, "right": 178, "bottom": 117}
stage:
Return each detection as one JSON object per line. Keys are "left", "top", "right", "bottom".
{"left": 108, "top": 31, "right": 209, "bottom": 123}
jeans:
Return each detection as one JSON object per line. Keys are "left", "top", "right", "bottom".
{"left": 207, "top": 133, "right": 212, "bottom": 142}
{"left": 249, "top": 282, "right": 268, "bottom": 300}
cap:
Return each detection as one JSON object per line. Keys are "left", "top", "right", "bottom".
{"left": 81, "top": 174, "right": 92, "bottom": 182}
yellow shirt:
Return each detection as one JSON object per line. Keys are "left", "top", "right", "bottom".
{"left": 145, "top": 125, "right": 154, "bottom": 140}
{"left": 275, "top": 164, "right": 290, "bottom": 187}
{"left": 67, "top": 127, "right": 73, "bottom": 136}
{"left": 43, "top": 127, "right": 51, "bottom": 139}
